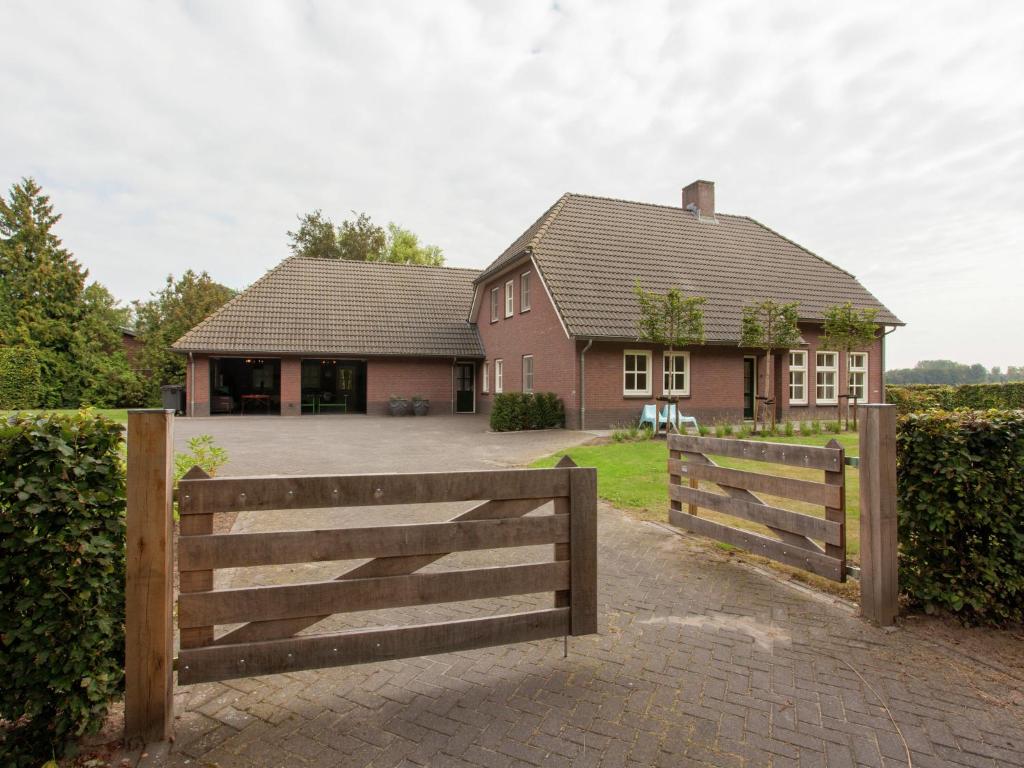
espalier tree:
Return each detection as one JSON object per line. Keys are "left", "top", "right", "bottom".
{"left": 822, "top": 302, "right": 879, "bottom": 429}
{"left": 739, "top": 300, "right": 801, "bottom": 431}
{"left": 634, "top": 282, "right": 706, "bottom": 433}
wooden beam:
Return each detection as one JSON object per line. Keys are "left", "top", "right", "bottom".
{"left": 179, "top": 608, "right": 570, "bottom": 685}
{"left": 569, "top": 467, "right": 598, "bottom": 635}
{"left": 178, "top": 466, "right": 214, "bottom": 650}
{"left": 858, "top": 405, "right": 898, "bottom": 625}
{"left": 124, "top": 409, "right": 174, "bottom": 745}
{"left": 668, "top": 434, "right": 842, "bottom": 471}
{"left": 212, "top": 496, "right": 549, "bottom": 646}
{"left": 178, "top": 468, "right": 570, "bottom": 514}
{"left": 669, "top": 509, "right": 843, "bottom": 581}
{"left": 180, "top": 561, "right": 569, "bottom": 628}
{"left": 553, "top": 455, "right": 575, "bottom": 609}
{"left": 824, "top": 438, "right": 847, "bottom": 583}
{"left": 669, "top": 459, "right": 841, "bottom": 507}
{"left": 180, "top": 515, "right": 569, "bottom": 571}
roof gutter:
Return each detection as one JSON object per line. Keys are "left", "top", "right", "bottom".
{"left": 579, "top": 338, "right": 594, "bottom": 431}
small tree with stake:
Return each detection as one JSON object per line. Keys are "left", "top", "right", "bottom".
{"left": 822, "top": 302, "right": 879, "bottom": 430}
{"left": 739, "top": 300, "right": 801, "bottom": 432}
{"left": 634, "top": 282, "right": 706, "bottom": 433}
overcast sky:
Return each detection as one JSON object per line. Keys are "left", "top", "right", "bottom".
{"left": 2, "top": 1, "right": 1022, "bottom": 369}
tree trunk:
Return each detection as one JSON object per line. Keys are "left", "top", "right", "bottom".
{"left": 765, "top": 350, "right": 775, "bottom": 431}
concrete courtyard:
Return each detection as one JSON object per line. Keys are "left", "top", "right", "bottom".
{"left": 158, "top": 414, "right": 1024, "bottom": 767}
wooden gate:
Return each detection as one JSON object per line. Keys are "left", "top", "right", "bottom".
{"left": 174, "top": 458, "right": 597, "bottom": 685}
{"left": 667, "top": 434, "right": 847, "bottom": 581}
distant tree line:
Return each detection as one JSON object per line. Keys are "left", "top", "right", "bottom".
{"left": 287, "top": 210, "right": 444, "bottom": 265}
{"left": 886, "top": 359, "right": 1024, "bottom": 385}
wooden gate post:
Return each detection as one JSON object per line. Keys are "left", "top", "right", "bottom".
{"left": 858, "top": 403, "right": 898, "bottom": 626}
{"left": 125, "top": 409, "right": 175, "bottom": 745}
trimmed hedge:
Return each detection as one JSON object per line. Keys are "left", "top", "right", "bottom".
{"left": 887, "top": 382, "right": 1024, "bottom": 415}
{"left": 897, "top": 410, "right": 1024, "bottom": 625}
{"left": 0, "top": 411, "right": 126, "bottom": 763}
{"left": 490, "top": 392, "right": 565, "bottom": 432}
{"left": 0, "top": 346, "right": 43, "bottom": 410}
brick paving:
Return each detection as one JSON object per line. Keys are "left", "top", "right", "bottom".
{"left": 158, "top": 417, "right": 1024, "bottom": 767}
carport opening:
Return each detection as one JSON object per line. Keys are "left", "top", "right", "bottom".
{"left": 209, "top": 357, "right": 281, "bottom": 415}
{"left": 301, "top": 359, "right": 367, "bottom": 414}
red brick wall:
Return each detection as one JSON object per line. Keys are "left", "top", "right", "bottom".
{"left": 474, "top": 258, "right": 578, "bottom": 423}
{"left": 366, "top": 357, "right": 458, "bottom": 415}
{"left": 281, "top": 357, "right": 301, "bottom": 417}
{"left": 185, "top": 355, "right": 210, "bottom": 416}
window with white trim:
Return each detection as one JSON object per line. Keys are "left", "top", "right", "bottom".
{"left": 848, "top": 352, "right": 868, "bottom": 401}
{"left": 788, "top": 350, "right": 807, "bottom": 405}
{"left": 490, "top": 287, "right": 499, "bottom": 322}
{"left": 504, "top": 280, "right": 514, "bottom": 318}
{"left": 623, "top": 350, "right": 652, "bottom": 396}
{"left": 494, "top": 359, "right": 504, "bottom": 393}
{"left": 816, "top": 351, "right": 838, "bottom": 404}
{"left": 522, "top": 355, "right": 534, "bottom": 393}
{"left": 482, "top": 361, "right": 490, "bottom": 393}
{"left": 520, "top": 272, "right": 531, "bottom": 312}
{"left": 662, "top": 352, "right": 690, "bottom": 396}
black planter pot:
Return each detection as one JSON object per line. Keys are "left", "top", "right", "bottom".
{"left": 412, "top": 400, "right": 430, "bottom": 416}
{"left": 389, "top": 399, "right": 411, "bottom": 416}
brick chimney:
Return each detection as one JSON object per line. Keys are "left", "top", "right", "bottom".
{"left": 682, "top": 180, "right": 715, "bottom": 221}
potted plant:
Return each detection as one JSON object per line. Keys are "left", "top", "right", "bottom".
{"left": 412, "top": 396, "right": 430, "bottom": 416}
{"left": 388, "top": 395, "right": 411, "bottom": 416}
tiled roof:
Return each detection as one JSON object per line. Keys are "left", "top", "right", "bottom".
{"left": 172, "top": 257, "right": 484, "bottom": 357}
{"left": 478, "top": 194, "right": 902, "bottom": 342}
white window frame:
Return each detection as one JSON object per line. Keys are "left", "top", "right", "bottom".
{"left": 520, "top": 271, "right": 532, "bottom": 312}
{"left": 788, "top": 350, "right": 808, "bottom": 405}
{"left": 848, "top": 352, "right": 868, "bottom": 402}
{"left": 494, "top": 359, "right": 504, "bottom": 393}
{"left": 482, "top": 361, "right": 490, "bottom": 394}
{"left": 662, "top": 351, "right": 690, "bottom": 397}
{"left": 816, "top": 351, "right": 838, "bottom": 405}
{"left": 504, "top": 280, "right": 514, "bottom": 318}
{"left": 490, "top": 287, "right": 499, "bottom": 323}
{"left": 522, "top": 355, "right": 534, "bottom": 393}
{"left": 623, "top": 350, "right": 652, "bottom": 396}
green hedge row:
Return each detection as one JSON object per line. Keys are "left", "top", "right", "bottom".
{"left": 897, "top": 410, "right": 1024, "bottom": 625}
{"left": 490, "top": 392, "right": 565, "bottom": 432}
{"left": 0, "top": 411, "right": 126, "bottom": 763}
{"left": 0, "top": 346, "right": 43, "bottom": 410}
{"left": 887, "top": 382, "right": 1024, "bottom": 414}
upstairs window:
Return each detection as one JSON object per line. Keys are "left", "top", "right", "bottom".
{"left": 482, "top": 361, "right": 490, "bottom": 393}
{"left": 520, "top": 272, "right": 532, "bottom": 312}
{"left": 816, "top": 351, "right": 838, "bottom": 404}
{"left": 663, "top": 352, "right": 690, "bottom": 396}
{"left": 623, "top": 350, "right": 652, "bottom": 396}
{"left": 788, "top": 350, "right": 807, "bottom": 405}
{"left": 848, "top": 353, "right": 868, "bottom": 401}
{"left": 504, "top": 280, "right": 514, "bottom": 318}
{"left": 490, "top": 287, "right": 499, "bottom": 322}
{"left": 495, "top": 359, "right": 504, "bottom": 393}
{"left": 522, "top": 355, "right": 534, "bottom": 393}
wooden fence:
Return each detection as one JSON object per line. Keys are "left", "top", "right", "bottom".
{"left": 124, "top": 410, "right": 597, "bottom": 744}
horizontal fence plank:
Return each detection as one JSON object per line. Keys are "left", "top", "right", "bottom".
{"left": 179, "top": 561, "right": 569, "bottom": 629}
{"left": 669, "top": 484, "right": 841, "bottom": 545}
{"left": 667, "top": 435, "right": 841, "bottom": 471}
{"left": 669, "top": 509, "right": 843, "bottom": 581}
{"left": 178, "top": 469, "right": 570, "bottom": 515}
{"left": 180, "top": 514, "right": 569, "bottom": 571}
{"left": 178, "top": 608, "right": 570, "bottom": 685}
{"left": 668, "top": 459, "right": 841, "bottom": 508}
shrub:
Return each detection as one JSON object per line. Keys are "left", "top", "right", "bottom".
{"left": 802, "top": 421, "right": 813, "bottom": 435}
{"left": 611, "top": 423, "right": 652, "bottom": 443}
{"left": 0, "top": 411, "right": 126, "bottom": 762}
{"left": 723, "top": 423, "right": 733, "bottom": 436}
{"left": 738, "top": 424, "right": 752, "bottom": 438}
{"left": 887, "top": 383, "right": 1024, "bottom": 415}
{"left": 811, "top": 420, "right": 822, "bottom": 435}
{"left": 490, "top": 392, "right": 564, "bottom": 432}
{"left": 697, "top": 423, "right": 709, "bottom": 436}
{"left": 784, "top": 421, "right": 794, "bottom": 436}
{"left": 897, "top": 410, "right": 1024, "bottom": 624}
{"left": 826, "top": 420, "right": 841, "bottom": 434}
{"left": 714, "top": 423, "right": 726, "bottom": 438}
{"left": 0, "top": 346, "right": 43, "bottom": 410}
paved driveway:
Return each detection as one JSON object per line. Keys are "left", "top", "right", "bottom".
{"left": 162, "top": 416, "right": 1024, "bottom": 767}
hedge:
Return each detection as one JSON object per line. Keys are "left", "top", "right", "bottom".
{"left": 0, "top": 346, "right": 43, "bottom": 410}
{"left": 887, "top": 382, "right": 1024, "bottom": 415}
{"left": 897, "top": 410, "right": 1024, "bottom": 625}
{"left": 490, "top": 392, "right": 565, "bottom": 432}
{"left": 0, "top": 411, "right": 126, "bottom": 763}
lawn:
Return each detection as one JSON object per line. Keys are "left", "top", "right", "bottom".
{"left": 532, "top": 430, "right": 863, "bottom": 562}
{"left": 1, "top": 408, "right": 130, "bottom": 424}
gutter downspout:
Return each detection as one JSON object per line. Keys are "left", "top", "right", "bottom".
{"left": 189, "top": 352, "right": 195, "bottom": 417}
{"left": 579, "top": 339, "right": 593, "bottom": 431}
{"left": 880, "top": 326, "right": 897, "bottom": 403}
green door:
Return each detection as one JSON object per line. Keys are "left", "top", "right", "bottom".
{"left": 455, "top": 363, "right": 475, "bottom": 413}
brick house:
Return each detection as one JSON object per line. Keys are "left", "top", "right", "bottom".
{"left": 174, "top": 180, "right": 899, "bottom": 426}
{"left": 469, "top": 180, "right": 901, "bottom": 429}
{"left": 173, "top": 259, "right": 483, "bottom": 416}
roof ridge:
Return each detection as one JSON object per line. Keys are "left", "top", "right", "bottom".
{"left": 290, "top": 255, "right": 479, "bottom": 275}
{"left": 734, "top": 215, "right": 856, "bottom": 279}
{"left": 561, "top": 191, "right": 745, "bottom": 219}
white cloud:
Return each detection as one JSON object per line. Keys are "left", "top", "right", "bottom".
{"left": 2, "top": 0, "right": 1022, "bottom": 368}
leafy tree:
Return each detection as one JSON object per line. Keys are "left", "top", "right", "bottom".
{"left": 339, "top": 212, "right": 387, "bottom": 261}
{"left": 134, "top": 271, "right": 235, "bottom": 402}
{"left": 73, "top": 283, "right": 147, "bottom": 407}
{"left": 739, "top": 300, "right": 801, "bottom": 431}
{"left": 634, "top": 282, "right": 706, "bottom": 432}
{"left": 287, "top": 210, "right": 444, "bottom": 265}
{"left": 385, "top": 222, "right": 444, "bottom": 266}
{"left": 287, "top": 209, "right": 342, "bottom": 259}
{"left": 823, "top": 302, "right": 879, "bottom": 428}
{"left": 0, "top": 177, "right": 87, "bottom": 405}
